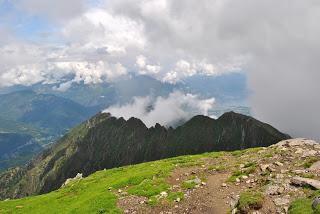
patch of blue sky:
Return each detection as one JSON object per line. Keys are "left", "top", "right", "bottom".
{"left": 0, "top": 0, "right": 61, "bottom": 44}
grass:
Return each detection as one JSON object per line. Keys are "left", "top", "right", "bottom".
{"left": 127, "top": 178, "right": 169, "bottom": 197}
{"left": 0, "top": 152, "right": 215, "bottom": 214}
{"left": 302, "top": 157, "right": 318, "bottom": 169}
{"left": 227, "top": 162, "right": 257, "bottom": 182}
{"left": 227, "top": 170, "right": 245, "bottom": 182}
{"left": 181, "top": 180, "right": 197, "bottom": 189}
{"left": 289, "top": 191, "right": 320, "bottom": 214}
{"left": 167, "top": 192, "right": 184, "bottom": 203}
{"left": 237, "top": 190, "right": 264, "bottom": 212}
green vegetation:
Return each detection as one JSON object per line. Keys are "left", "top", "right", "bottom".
{"left": 289, "top": 191, "right": 320, "bottom": 214}
{"left": 238, "top": 190, "right": 264, "bottom": 212}
{"left": 231, "top": 150, "right": 245, "bottom": 157}
{"left": 302, "top": 157, "right": 318, "bottom": 169}
{"left": 0, "top": 152, "right": 208, "bottom": 214}
{"left": 228, "top": 170, "right": 245, "bottom": 182}
{"left": 208, "top": 164, "right": 226, "bottom": 172}
{"left": 127, "top": 178, "right": 169, "bottom": 197}
{"left": 167, "top": 192, "right": 184, "bottom": 203}
{"left": 227, "top": 162, "right": 257, "bottom": 182}
{"left": 181, "top": 180, "right": 197, "bottom": 189}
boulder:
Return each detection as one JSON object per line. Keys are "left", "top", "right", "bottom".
{"left": 309, "top": 161, "right": 320, "bottom": 171}
{"left": 61, "top": 173, "right": 83, "bottom": 187}
{"left": 291, "top": 177, "right": 320, "bottom": 189}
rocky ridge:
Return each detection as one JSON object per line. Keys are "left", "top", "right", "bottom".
{"left": 0, "top": 111, "right": 289, "bottom": 200}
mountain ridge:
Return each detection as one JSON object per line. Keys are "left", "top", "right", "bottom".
{"left": 0, "top": 111, "right": 290, "bottom": 200}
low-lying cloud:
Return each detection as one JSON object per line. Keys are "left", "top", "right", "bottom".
{"left": 103, "top": 91, "right": 215, "bottom": 127}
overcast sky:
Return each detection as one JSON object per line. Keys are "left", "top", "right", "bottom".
{"left": 0, "top": 0, "right": 320, "bottom": 139}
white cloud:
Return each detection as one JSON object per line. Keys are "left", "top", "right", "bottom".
{"left": 53, "top": 61, "right": 127, "bottom": 84}
{"left": 163, "top": 59, "right": 241, "bottom": 84}
{"left": 135, "top": 55, "right": 161, "bottom": 75}
{"left": 2, "top": 0, "right": 320, "bottom": 139}
{"left": 104, "top": 91, "right": 215, "bottom": 127}
{"left": 62, "top": 9, "right": 146, "bottom": 56}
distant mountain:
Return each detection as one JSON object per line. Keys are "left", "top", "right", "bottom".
{"left": 0, "top": 111, "right": 289, "bottom": 199}
{"left": 29, "top": 75, "right": 176, "bottom": 108}
{"left": 0, "top": 133, "right": 41, "bottom": 171}
{"left": 0, "top": 73, "right": 248, "bottom": 109}
{"left": 0, "top": 90, "right": 97, "bottom": 135}
{"left": 0, "top": 90, "right": 98, "bottom": 171}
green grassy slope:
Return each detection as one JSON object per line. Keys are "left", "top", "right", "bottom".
{"left": 0, "top": 152, "right": 206, "bottom": 214}
{"left": 1, "top": 147, "right": 318, "bottom": 214}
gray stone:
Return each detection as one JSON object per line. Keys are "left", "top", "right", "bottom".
{"left": 274, "top": 197, "right": 290, "bottom": 206}
{"left": 309, "top": 161, "right": 320, "bottom": 171}
{"left": 291, "top": 176, "right": 320, "bottom": 189}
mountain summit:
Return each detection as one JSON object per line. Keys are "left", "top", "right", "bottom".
{"left": 0, "top": 112, "right": 289, "bottom": 199}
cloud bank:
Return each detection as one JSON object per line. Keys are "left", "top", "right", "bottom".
{"left": 1, "top": 0, "right": 320, "bottom": 138}
{"left": 104, "top": 91, "right": 215, "bottom": 127}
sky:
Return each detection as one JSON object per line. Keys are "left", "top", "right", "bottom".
{"left": 0, "top": 0, "right": 320, "bottom": 139}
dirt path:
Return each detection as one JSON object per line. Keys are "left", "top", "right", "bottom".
{"left": 118, "top": 168, "right": 242, "bottom": 214}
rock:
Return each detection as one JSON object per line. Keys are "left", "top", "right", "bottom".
{"left": 194, "top": 177, "right": 201, "bottom": 185}
{"left": 265, "top": 184, "right": 285, "bottom": 195}
{"left": 276, "top": 174, "right": 285, "bottom": 179}
{"left": 231, "top": 208, "right": 238, "bottom": 214}
{"left": 266, "top": 185, "right": 281, "bottom": 195}
{"left": 239, "top": 164, "right": 245, "bottom": 168}
{"left": 230, "top": 195, "right": 239, "bottom": 210}
{"left": 160, "top": 191, "right": 168, "bottom": 198}
{"left": 302, "top": 150, "right": 317, "bottom": 157}
{"left": 175, "top": 197, "right": 181, "bottom": 202}
{"left": 275, "top": 161, "right": 284, "bottom": 166}
{"left": 236, "top": 178, "right": 241, "bottom": 183}
{"left": 291, "top": 177, "right": 320, "bottom": 189}
{"left": 61, "top": 173, "right": 83, "bottom": 187}
{"left": 260, "top": 164, "right": 270, "bottom": 172}
{"left": 295, "top": 148, "right": 304, "bottom": 154}
{"left": 274, "top": 197, "right": 290, "bottom": 206}
{"left": 222, "top": 183, "right": 227, "bottom": 187}
{"left": 185, "top": 177, "right": 201, "bottom": 185}
{"left": 118, "top": 189, "right": 122, "bottom": 193}
{"left": 241, "top": 175, "right": 249, "bottom": 180}
{"left": 201, "top": 182, "right": 206, "bottom": 186}
{"left": 293, "top": 169, "right": 306, "bottom": 175}
{"left": 274, "top": 139, "right": 317, "bottom": 147}
{"left": 278, "top": 187, "right": 285, "bottom": 194}
{"left": 267, "top": 165, "right": 276, "bottom": 172}
{"left": 309, "top": 161, "right": 320, "bottom": 171}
